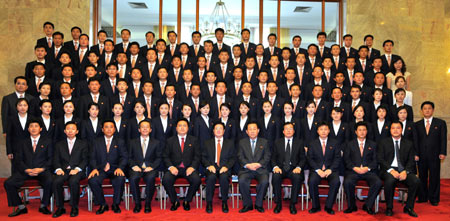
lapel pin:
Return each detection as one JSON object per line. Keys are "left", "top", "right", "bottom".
{"left": 189, "top": 144, "right": 192, "bottom": 147}
{"left": 41, "top": 145, "right": 44, "bottom": 148}
{"left": 435, "top": 126, "right": 438, "bottom": 129}
{"left": 114, "top": 145, "right": 118, "bottom": 148}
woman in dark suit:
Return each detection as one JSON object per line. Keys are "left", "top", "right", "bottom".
{"left": 150, "top": 101, "right": 175, "bottom": 149}
{"left": 235, "top": 101, "right": 252, "bottom": 144}
{"left": 219, "top": 103, "right": 236, "bottom": 140}
{"left": 181, "top": 104, "right": 195, "bottom": 135}
{"left": 372, "top": 105, "right": 391, "bottom": 144}
{"left": 54, "top": 100, "right": 81, "bottom": 142}
{"left": 38, "top": 99, "right": 57, "bottom": 142}
{"left": 257, "top": 100, "right": 280, "bottom": 150}
{"left": 281, "top": 101, "right": 301, "bottom": 139}
{"left": 112, "top": 102, "right": 128, "bottom": 141}
{"left": 299, "top": 101, "right": 321, "bottom": 146}
{"left": 127, "top": 101, "right": 150, "bottom": 143}
{"left": 80, "top": 103, "right": 103, "bottom": 144}
{"left": 348, "top": 105, "right": 374, "bottom": 141}
{"left": 5, "top": 98, "right": 33, "bottom": 173}
{"left": 193, "top": 101, "right": 213, "bottom": 149}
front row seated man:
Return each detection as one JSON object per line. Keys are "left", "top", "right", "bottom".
{"left": 162, "top": 119, "right": 201, "bottom": 211}
{"left": 377, "top": 121, "right": 421, "bottom": 217}
{"left": 271, "top": 122, "right": 306, "bottom": 214}
{"left": 307, "top": 121, "right": 341, "bottom": 215}
{"left": 343, "top": 121, "right": 382, "bottom": 215}
{"left": 4, "top": 120, "right": 53, "bottom": 217}
{"left": 237, "top": 122, "right": 271, "bottom": 213}
{"left": 88, "top": 120, "right": 128, "bottom": 214}
{"left": 202, "top": 122, "right": 235, "bottom": 213}
{"left": 52, "top": 121, "right": 88, "bottom": 218}
{"left": 128, "top": 120, "right": 162, "bottom": 213}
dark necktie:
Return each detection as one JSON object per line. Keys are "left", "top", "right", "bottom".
{"left": 283, "top": 139, "right": 291, "bottom": 171}
{"left": 395, "top": 140, "right": 404, "bottom": 172}
{"left": 251, "top": 140, "right": 256, "bottom": 156}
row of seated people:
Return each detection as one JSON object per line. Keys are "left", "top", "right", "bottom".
{"left": 5, "top": 116, "right": 442, "bottom": 218}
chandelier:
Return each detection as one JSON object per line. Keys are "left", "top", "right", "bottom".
{"left": 198, "top": 0, "right": 241, "bottom": 44}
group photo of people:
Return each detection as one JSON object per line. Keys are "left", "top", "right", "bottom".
{"left": 1, "top": 20, "right": 447, "bottom": 219}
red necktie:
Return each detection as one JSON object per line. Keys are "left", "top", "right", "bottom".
{"left": 217, "top": 139, "right": 221, "bottom": 166}
{"left": 180, "top": 137, "right": 185, "bottom": 168}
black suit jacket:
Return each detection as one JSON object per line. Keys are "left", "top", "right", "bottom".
{"left": 202, "top": 138, "right": 236, "bottom": 169}
{"left": 340, "top": 47, "right": 358, "bottom": 59}
{"left": 110, "top": 93, "right": 136, "bottom": 119}
{"left": 189, "top": 45, "right": 205, "bottom": 59}
{"left": 80, "top": 118, "right": 103, "bottom": 144}
{"left": 381, "top": 54, "right": 401, "bottom": 73}
{"left": 26, "top": 76, "right": 54, "bottom": 98}
{"left": 415, "top": 118, "right": 447, "bottom": 158}
{"left": 128, "top": 137, "right": 162, "bottom": 169}
{"left": 37, "top": 37, "right": 52, "bottom": 52}
{"left": 53, "top": 138, "right": 88, "bottom": 172}
{"left": 307, "top": 138, "right": 341, "bottom": 172}
{"left": 25, "top": 60, "right": 54, "bottom": 79}
{"left": 344, "top": 139, "right": 378, "bottom": 172}
{"left": 16, "top": 137, "right": 53, "bottom": 174}
{"left": 78, "top": 94, "right": 110, "bottom": 120}
{"left": 389, "top": 104, "right": 413, "bottom": 122}
{"left": 372, "top": 120, "right": 391, "bottom": 143}
{"left": 377, "top": 137, "right": 416, "bottom": 174}
{"left": 367, "top": 48, "right": 381, "bottom": 61}
{"left": 90, "top": 136, "right": 128, "bottom": 171}
{"left": 213, "top": 43, "right": 232, "bottom": 57}
{"left": 271, "top": 138, "right": 306, "bottom": 171}
{"left": 1, "top": 93, "right": 35, "bottom": 133}
{"left": 239, "top": 42, "right": 257, "bottom": 60}
{"left": 163, "top": 135, "right": 200, "bottom": 169}
{"left": 237, "top": 138, "right": 271, "bottom": 174}
{"left": 6, "top": 114, "right": 33, "bottom": 155}
{"left": 209, "top": 95, "right": 233, "bottom": 120}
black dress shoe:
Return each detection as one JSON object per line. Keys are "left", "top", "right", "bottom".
{"left": 222, "top": 202, "right": 229, "bottom": 213}
{"left": 144, "top": 204, "right": 152, "bottom": 213}
{"left": 273, "top": 204, "right": 281, "bottom": 214}
{"left": 206, "top": 202, "right": 213, "bottom": 213}
{"left": 344, "top": 206, "right": 357, "bottom": 214}
{"left": 39, "top": 207, "right": 52, "bottom": 215}
{"left": 170, "top": 201, "right": 180, "bottom": 211}
{"left": 70, "top": 208, "right": 78, "bottom": 217}
{"left": 96, "top": 205, "right": 109, "bottom": 215}
{"left": 183, "top": 201, "right": 190, "bottom": 211}
{"left": 362, "top": 204, "right": 374, "bottom": 215}
{"left": 289, "top": 204, "right": 297, "bottom": 214}
{"left": 404, "top": 207, "right": 418, "bottom": 217}
{"left": 430, "top": 202, "right": 439, "bottom": 206}
{"left": 111, "top": 204, "right": 121, "bottom": 213}
{"left": 239, "top": 205, "right": 253, "bottom": 213}
{"left": 255, "top": 206, "right": 264, "bottom": 213}
{"left": 308, "top": 207, "right": 321, "bottom": 214}
{"left": 416, "top": 199, "right": 427, "bottom": 203}
{"left": 325, "top": 207, "right": 335, "bottom": 215}
{"left": 385, "top": 208, "right": 393, "bottom": 216}
{"left": 52, "top": 208, "right": 66, "bottom": 218}
{"left": 133, "top": 205, "right": 141, "bottom": 213}
{"left": 8, "top": 207, "right": 28, "bottom": 217}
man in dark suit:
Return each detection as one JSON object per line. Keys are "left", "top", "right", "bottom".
{"left": 213, "top": 50, "right": 234, "bottom": 83}
{"left": 290, "top": 35, "right": 308, "bottom": 62}
{"left": 2, "top": 76, "right": 35, "bottom": 135}
{"left": 36, "top": 21, "right": 54, "bottom": 52}
{"left": 343, "top": 122, "right": 382, "bottom": 215}
{"left": 4, "top": 120, "right": 53, "bottom": 217}
{"left": 209, "top": 81, "right": 233, "bottom": 120}
{"left": 377, "top": 121, "right": 420, "bottom": 217}
{"left": 416, "top": 101, "right": 447, "bottom": 206}
{"left": 213, "top": 28, "right": 232, "bottom": 56}
{"left": 271, "top": 122, "right": 306, "bottom": 214}
{"left": 316, "top": 32, "right": 331, "bottom": 60}
{"left": 90, "top": 30, "right": 108, "bottom": 57}
{"left": 62, "top": 26, "right": 82, "bottom": 55}
{"left": 162, "top": 119, "right": 201, "bottom": 211}
{"left": 101, "top": 63, "right": 119, "bottom": 97}
{"left": 264, "top": 33, "right": 282, "bottom": 60}
{"left": 380, "top": 40, "right": 401, "bottom": 73}
{"left": 25, "top": 45, "right": 53, "bottom": 79}
{"left": 340, "top": 34, "right": 358, "bottom": 59}
{"left": 237, "top": 122, "right": 271, "bottom": 213}
{"left": 156, "top": 39, "right": 172, "bottom": 67}
{"left": 99, "top": 39, "right": 117, "bottom": 69}
{"left": 128, "top": 120, "right": 162, "bottom": 213}
{"left": 363, "top": 35, "right": 381, "bottom": 61}
{"left": 189, "top": 31, "right": 205, "bottom": 59}
{"left": 141, "top": 48, "right": 159, "bottom": 82}
{"left": 26, "top": 63, "right": 54, "bottom": 98}
{"left": 139, "top": 31, "right": 156, "bottom": 57}
{"left": 52, "top": 121, "right": 88, "bottom": 218}
{"left": 88, "top": 120, "right": 128, "bottom": 214}
{"left": 79, "top": 78, "right": 110, "bottom": 120}
{"left": 114, "top": 29, "right": 131, "bottom": 55}
{"left": 166, "top": 31, "right": 181, "bottom": 57}
{"left": 202, "top": 122, "right": 236, "bottom": 213}
{"left": 239, "top": 29, "right": 257, "bottom": 59}
{"left": 307, "top": 122, "right": 341, "bottom": 215}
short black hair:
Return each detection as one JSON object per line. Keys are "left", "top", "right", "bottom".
{"left": 167, "top": 31, "right": 177, "bottom": 37}
{"left": 71, "top": 26, "right": 82, "bottom": 33}
{"left": 391, "top": 120, "right": 403, "bottom": 129}
{"left": 121, "top": 29, "right": 131, "bottom": 35}
{"left": 177, "top": 118, "right": 189, "bottom": 126}
{"left": 383, "top": 39, "right": 394, "bottom": 47}
{"left": 364, "top": 34, "right": 374, "bottom": 41}
{"left": 421, "top": 101, "right": 435, "bottom": 109}
{"left": 139, "top": 119, "right": 152, "bottom": 127}
{"left": 97, "top": 30, "right": 107, "bottom": 37}
{"left": 64, "top": 121, "right": 78, "bottom": 129}
{"left": 355, "top": 121, "right": 368, "bottom": 130}
{"left": 317, "top": 32, "right": 327, "bottom": 38}
{"left": 241, "top": 28, "right": 250, "bottom": 35}
{"left": 14, "top": 76, "right": 27, "bottom": 84}
{"left": 213, "top": 121, "right": 225, "bottom": 130}
{"left": 215, "top": 28, "right": 225, "bottom": 34}
{"left": 102, "top": 119, "right": 116, "bottom": 128}
{"left": 343, "top": 34, "right": 353, "bottom": 40}
{"left": 317, "top": 121, "right": 329, "bottom": 129}
{"left": 191, "top": 31, "right": 201, "bottom": 37}
{"left": 43, "top": 21, "right": 54, "bottom": 29}
{"left": 53, "top": 31, "right": 64, "bottom": 39}
{"left": 28, "top": 119, "right": 42, "bottom": 128}
{"left": 145, "top": 31, "right": 155, "bottom": 37}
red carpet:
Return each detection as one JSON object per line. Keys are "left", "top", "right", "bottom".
{"left": 1, "top": 179, "right": 449, "bottom": 220}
